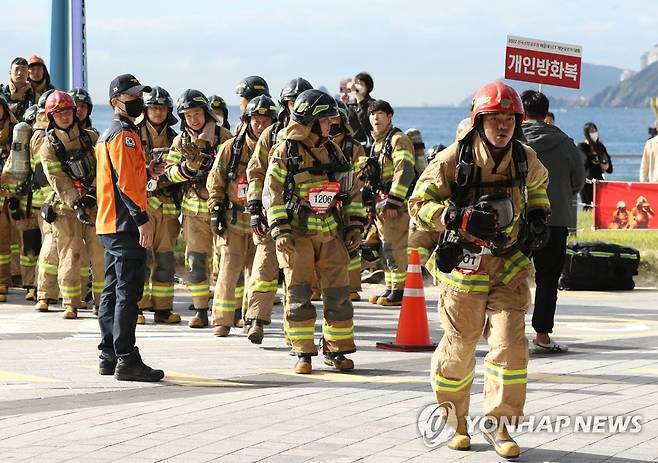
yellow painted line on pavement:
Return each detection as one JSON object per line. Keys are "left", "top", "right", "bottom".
{"left": 163, "top": 370, "right": 254, "bottom": 387}
{"left": 259, "top": 369, "right": 426, "bottom": 383}
{"left": 0, "top": 370, "right": 64, "bottom": 383}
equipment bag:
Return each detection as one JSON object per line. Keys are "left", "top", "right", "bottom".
{"left": 559, "top": 241, "right": 640, "bottom": 291}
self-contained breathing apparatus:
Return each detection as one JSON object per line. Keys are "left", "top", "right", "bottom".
{"left": 434, "top": 130, "right": 529, "bottom": 274}
{"left": 40, "top": 124, "right": 96, "bottom": 224}
{"left": 276, "top": 139, "right": 353, "bottom": 234}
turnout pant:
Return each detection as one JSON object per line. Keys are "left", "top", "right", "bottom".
{"left": 98, "top": 232, "right": 146, "bottom": 358}
{"left": 245, "top": 234, "right": 279, "bottom": 324}
{"left": 36, "top": 214, "right": 59, "bottom": 300}
{"left": 432, "top": 257, "right": 530, "bottom": 423}
{"left": 0, "top": 203, "right": 12, "bottom": 287}
{"left": 375, "top": 210, "right": 409, "bottom": 290}
{"left": 139, "top": 205, "right": 180, "bottom": 311}
{"left": 531, "top": 226, "right": 568, "bottom": 334}
{"left": 15, "top": 216, "right": 40, "bottom": 288}
{"left": 182, "top": 214, "right": 213, "bottom": 309}
{"left": 52, "top": 212, "right": 104, "bottom": 308}
{"left": 212, "top": 228, "right": 255, "bottom": 327}
{"left": 278, "top": 232, "right": 355, "bottom": 356}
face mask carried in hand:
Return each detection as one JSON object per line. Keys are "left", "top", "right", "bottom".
{"left": 123, "top": 98, "right": 144, "bottom": 118}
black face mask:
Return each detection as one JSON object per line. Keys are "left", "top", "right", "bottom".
{"left": 124, "top": 99, "right": 144, "bottom": 118}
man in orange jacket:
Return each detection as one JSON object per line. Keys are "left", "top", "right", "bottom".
{"left": 95, "top": 74, "right": 166, "bottom": 382}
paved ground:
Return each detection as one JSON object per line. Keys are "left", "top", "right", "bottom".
{"left": 1, "top": 281, "right": 657, "bottom": 463}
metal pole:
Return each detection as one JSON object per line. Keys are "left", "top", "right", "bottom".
{"left": 70, "top": 0, "right": 87, "bottom": 89}
{"left": 538, "top": 83, "right": 543, "bottom": 93}
{"left": 49, "top": 0, "right": 70, "bottom": 90}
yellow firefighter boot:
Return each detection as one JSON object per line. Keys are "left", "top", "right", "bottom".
{"left": 35, "top": 299, "right": 49, "bottom": 312}
{"left": 310, "top": 290, "right": 322, "bottom": 301}
{"left": 62, "top": 306, "right": 78, "bottom": 319}
{"left": 368, "top": 289, "right": 390, "bottom": 304}
{"left": 323, "top": 353, "right": 354, "bottom": 371}
{"left": 349, "top": 291, "right": 361, "bottom": 302}
{"left": 25, "top": 288, "right": 37, "bottom": 301}
{"left": 188, "top": 309, "right": 209, "bottom": 328}
{"left": 446, "top": 418, "right": 471, "bottom": 451}
{"left": 136, "top": 311, "right": 146, "bottom": 325}
{"left": 482, "top": 420, "right": 520, "bottom": 459}
{"left": 213, "top": 325, "right": 230, "bottom": 337}
{"left": 294, "top": 355, "right": 312, "bottom": 374}
{"left": 154, "top": 310, "right": 181, "bottom": 324}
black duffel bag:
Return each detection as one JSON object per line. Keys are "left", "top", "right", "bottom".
{"left": 558, "top": 242, "right": 640, "bottom": 291}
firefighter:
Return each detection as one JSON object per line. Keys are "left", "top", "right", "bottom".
{"left": 208, "top": 95, "right": 231, "bottom": 131}
{"left": 0, "top": 94, "right": 19, "bottom": 301}
{"left": 39, "top": 90, "right": 105, "bottom": 319}
{"left": 245, "top": 77, "right": 312, "bottom": 344}
{"left": 357, "top": 100, "right": 415, "bottom": 306}
{"left": 265, "top": 89, "right": 365, "bottom": 374}
{"left": 68, "top": 88, "right": 96, "bottom": 133}
{"left": 332, "top": 99, "right": 366, "bottom": 301}
{"left": 31, "top": 90, "right": 61, "bottom": 311}
{"left": 27, "top": 55, "right": 54, "bottom": 103}
{"left": 408, "top": 81, "right": 550, "bottom": 458}
{"left": 1, "top": 57, "right": 35, "bottom": 121}
{"left": 136, "top": 86, "right": 181, "bottom": 324}
{"left": 207, "top": 95, "right": 277, "bottom": 338}
{"left": 165, "top": 89, "right": 231, "bottom": 328}
{"left": 235, "top": 76, "right": 270, "bottom": 116}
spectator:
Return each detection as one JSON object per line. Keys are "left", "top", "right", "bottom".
{"left": 544, "top": 111, "right": 555, "bottom": 125}
{"left": 640, "top": 121, "right": 658, "bottom": 182}
{"left": 578, "top": 122, "right": 612, "bottom": 209}
{"left": 342, "top": 72, "right": 374, "bottom": 147}
{"left": 521, "top": 90, "right": 585, "bottom": 353}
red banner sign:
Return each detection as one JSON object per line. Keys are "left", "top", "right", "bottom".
{"left": 505, "top": 35, "right": 582, "bottom": 89}
{"left": 593, "top": 181, "right": 658, "bottom": 229}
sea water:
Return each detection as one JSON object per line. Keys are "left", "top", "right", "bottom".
{"left": 92, "top": 105, "right": 653, "bottom": 182}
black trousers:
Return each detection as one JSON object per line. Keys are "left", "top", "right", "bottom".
{"left": 97, "top": 232, "right": 146, "bottom": 358}
{"left": 531, "top": 226, "right": 568, "bottom": 334}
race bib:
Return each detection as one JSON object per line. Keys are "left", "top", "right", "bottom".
{"left": 236, "top": 176, "right": 248, "bottom": 202}
{"left": 375, "top": 193, "right": 388, "bottom": 209}
{"left": 147, "top": 178, "right": 158, "bottom": 192}
{"left": 456, "top": 249, "right": 483, "bottom": 274}
{"left": 308, "top": 181, "right": 340, "bottom": 213}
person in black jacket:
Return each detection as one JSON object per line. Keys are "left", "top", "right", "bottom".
{"left": 521, "top": 91, "right": 585, "bottom": 353}
{"left": 578, "top": 122, "right": 612, "bottom": 209}
{"left": 342, "top": 72, "right": 374, "bottom": 147}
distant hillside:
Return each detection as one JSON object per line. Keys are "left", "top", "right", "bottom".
{"left": 459, "top": 62, "right": 625, "bottom": 108}
{"left": 588, "top": 61, "right": 658, "bottom": 107}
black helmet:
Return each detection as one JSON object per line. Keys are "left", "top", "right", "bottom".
{"left": 290, "top": 89, "right": 338, "bottom": 126}
{"left": 334, "top": 99, "right": 350, "bottom": 126}
{"left": 176, "top": 88, "right": 213, "bottom": 121}
{"left": 279, "top": 77, "right": 313, "bottom": 105}
{"left": 244, "top": 95, "right": 278, "bottom": 120}
{"left": 23, "top": 104, "right": 38, "bottom": 123}
{"left": 208, "top": 95, "right": 228, "bottom": 114}
{"left": 144, "top": 86, "right": 173, "bottom": 108}
{"left": 68, "top": 87, "right": 94, "bottom": 116}
{"left": 235, "top": 76, "right": 269, "bottom": 100}
{"left": 37, "top": 88, "right": 56, "bottom": 113}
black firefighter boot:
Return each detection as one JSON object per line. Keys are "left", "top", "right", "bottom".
{"left": 114, "top": 348, "right": 164, "bottom": 382}
{"left": 378, "top": 289, "right": 403, "bottom": 306}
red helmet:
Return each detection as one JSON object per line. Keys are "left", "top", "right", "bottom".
{"left": 45, "top": 90, "right": 76, "bottom": 116}
{"left": 470, "top": 81, "right": 523, "bottom": 126}
{"left": 28, "top": 55, "right": 45, "bottom": 66}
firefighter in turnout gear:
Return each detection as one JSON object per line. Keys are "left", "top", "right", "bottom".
{"left": 1, "top": 58, "right": 35, "bottom": 121}
{"left": 332, "top": 99, "right": 366, "bottom": 301}
{"left": 408, "top": 81, "right": 550, "bottom": 458}
{"left": 245, "top": 77, "right": 313, "bottom": 343}
{"left": 357, "top": 100, "right": 415, "bottom": 306}
{"left": 265, "top": 89, "right": 366, "bottom": 374}
{"left": 31, "top": 90, "right": 61, "bottom": 311}
{"left": 0, "top": 94, "right": 19, "bottom": 301}
{"left": 235, "top": 76, "right": 270, "bottom": 115}
{"left": 207, "top": 95, "right": 277, "bottom": 339}
{"left": 38, "top": 90, "right": 104, "bottom": 319}
{"left": 135, "top": 86, "right": 181, "bottom": 324}
{"left": 27, "top": 56, "right": 54, "bottom": 103}
{"left": 208, "top": 95, "right": 231, "bottom": 131}
{"left": 68, "top": 88, "right": 96, "bottom": 133}
{"left": 165, "top": 89, "right": 232, "bottom": 328}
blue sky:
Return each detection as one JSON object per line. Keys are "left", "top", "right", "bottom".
{"left": 2, "top": 0, "right": 657, "bottom": 106}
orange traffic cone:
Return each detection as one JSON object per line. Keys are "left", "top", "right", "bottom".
{"left": 376, "top": 249, "right": 437, "bottom": 352}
